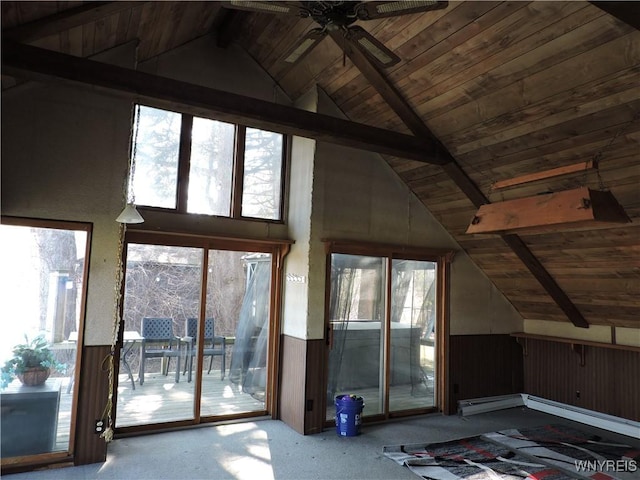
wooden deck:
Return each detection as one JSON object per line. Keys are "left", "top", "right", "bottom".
{"left": 115, "top": 367, "right": 266, "bottom": 427}
{"left": 48, "top": 368, "right": 265, "bottom": 453}
{"left": 48, "top": 356, "right": 435, "bottom": 454}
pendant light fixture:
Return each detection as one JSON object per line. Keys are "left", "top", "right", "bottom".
{"left": 116, "top": 203, "right": 144, "bottom": 224}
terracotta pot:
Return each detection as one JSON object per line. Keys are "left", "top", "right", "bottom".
{"left": 17, "top": 367, "right": 51, "bottom": 386}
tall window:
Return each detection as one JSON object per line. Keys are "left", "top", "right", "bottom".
{"left": 131, "top": 105, "right": 287, "bottom": 221}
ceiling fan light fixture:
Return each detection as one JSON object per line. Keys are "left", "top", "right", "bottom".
{"left": 229, "top": 1, "right": 290, "bottom": 14}
{"left": 376, "top": 0, "right": 438, "bottom": 14}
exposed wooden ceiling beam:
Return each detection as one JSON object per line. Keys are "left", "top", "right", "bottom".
{"left": 2, "top": 2, "right": 146, "bottom": 43}
{"left": 331, "top": 31, "right": 589, "bottom": 329}
{"left": 591, "top": 2, "right": 640, "bottom": 31}
{"left": 1, "top": 40, "right": 446, "bottom": 165}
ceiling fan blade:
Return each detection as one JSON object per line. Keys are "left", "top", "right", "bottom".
{"left": 282, "top": 28, "right": 327, "bottom": 64}
{"left": 222, "top": 1, "right": 309, "bottom": 17}
{"left": 346, "top": 26, "right": 400, "bottom": 68}
{"left": 355, "top": 1, "right": 448, "bottom": 20}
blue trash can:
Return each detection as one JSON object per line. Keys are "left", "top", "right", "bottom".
{"left": 335, "top": 394, "right": 364, "bottom": 437}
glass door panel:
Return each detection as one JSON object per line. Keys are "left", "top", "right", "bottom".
{"left": 326, "top": 254, "right": 386, "bottom": 420}
{"left": 389, "top": 259, "right": 437, "bottom": 412}
{"left": 116, "top": 244, "right": 201, "bottom": 427}
{"left": 0, "top": 223, "right": 88, "bottom": 459}
{"left": 200, "top": 250, "right": 271, "bottom": 417}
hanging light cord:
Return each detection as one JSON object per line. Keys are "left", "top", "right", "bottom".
{"left": 99, "top": 222, "right": 125, "bottom": 442}
{"left": 100, "top": 72, "right": 141, "bottom": 442}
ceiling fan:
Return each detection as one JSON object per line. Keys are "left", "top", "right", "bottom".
{"left": 222, "top": 1, "right": 448, "bottom": 68}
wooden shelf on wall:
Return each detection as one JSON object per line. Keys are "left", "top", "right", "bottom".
{"left": 510, "top": 332, "right": 640, "bottom": 352}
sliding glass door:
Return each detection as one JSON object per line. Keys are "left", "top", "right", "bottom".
{"left": 199, "top": 250, "right": 271, "bottom": 417}
{"left": 389, "top": 259, "right": 437, "bottom": 412}
{"left": 327, "top": 254, "right": 386, "bottom": 417}
{"left": 116, "top": 244, "right": 201, "bottom": 427}
{"left": 115, "top": 234, "right": 280, "bottom": 430}
{"left": 326, "top": 247, "right": 445, "bottom": 421}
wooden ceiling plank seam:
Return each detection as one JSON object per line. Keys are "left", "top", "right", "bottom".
{"left": 445, "top": 66, "right": 640, "bottom": 150}
{"left": 394, "top": 1, "right": 552, "bottom": 101}
{"left": 455, "top": 118, "right": 640, "bottom": 171}
{"left": 124, "top": 2, "right": 144, "bottom": 46}
{"left": 156, "top": 2, "right": 186, "bottom": 54}
{"left": 136, "top": 2, "right": 163, "bottom": 62}
{"left": 247, "top": 13, "right": 298, "bottom": 64}
{"left": 483, "top": 167, "right": 640, "bottom": 207}
{"left": 507, "top": 225, "right": 640, "bottom": 248}
{"left": 427, "top": 31, "right": 640, "bottom": 143}
{"left": 114, "top": 8, "right": 133, "bottom": 47}
{"left": 400, "top": 7, "right": 616, "bottom": 132}
{"left": 457, "top": 147, "right": 638, "bottom": 194}
{"left": 394, "top": 1, "right": 501, "bottom": 64}
{"left": 399, "top": 2, "right": 600, "bottom": 122}
{"left": 470, "top": 107, "right": 640, "bottom": 170}
{"left": 1, "top": 40, "right": 444, "bottom": 165}
{"left": 145, "top": 2, "right": 174, "bottom": 62}
{"left": 1, "top": 1, "right": 144, "bottom": 43}
{"left": 455, "top": 98, "right": 640, "bottom": 160}
{"left": 93, "top": 12, "right": 119, "bottom": 55}
{"left": 332, "top": 2, "right": 494, "bottom": 118}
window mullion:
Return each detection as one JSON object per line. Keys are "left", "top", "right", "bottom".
{"left": 231, "top": 126, "right": 246, "bottom": 218}
{"left": 176, "top": 114, "right": 193, "bottom": 213}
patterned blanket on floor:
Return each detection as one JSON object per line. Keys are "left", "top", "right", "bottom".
{"left": 383, "top": 424, "right": 639, "bottom": 480}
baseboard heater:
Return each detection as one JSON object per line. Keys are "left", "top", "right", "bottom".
{"left": 523, "top": 394, "right": 640, "bottom": 438}
{"left": 458, "top": 394, "right": 525, "bottom": 416}
{"left": 458, "top": 394, "right": 639, "bottom": 438}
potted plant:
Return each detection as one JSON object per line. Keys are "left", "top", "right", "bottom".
{"left": 1, "top": 334, "right": 66, "bottom": 389}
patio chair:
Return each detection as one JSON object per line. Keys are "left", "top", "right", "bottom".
{"left": 183, "top": 318, "right": 226, "bottom": 381}
{"left": 139, "top": 317, "right": 182, "bottom": 385}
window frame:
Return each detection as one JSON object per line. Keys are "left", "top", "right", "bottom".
{"left": 133, "top": 103, "right": 290, "bottom": 223}
{"left": 0, "top": 215, "right": 92, "bottom": 469}
{"left": 323, "top": 239, "right": 454, "bottom": 421}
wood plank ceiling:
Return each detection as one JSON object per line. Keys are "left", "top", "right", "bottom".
{"left": 2, "top": 1, "right": 639, "bottom": 330}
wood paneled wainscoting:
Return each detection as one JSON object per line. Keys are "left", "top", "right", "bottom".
{"left": 520, "top": 337, "right": 640, "bottom": 421}
{"left": 448, "top": 335, "right": 524, "bottom": 415}
{"left": 74, "top": 345, "right": 111, "bottom": 465}
{"left": 278, "top": 335, "right": 325, "bottom": 435}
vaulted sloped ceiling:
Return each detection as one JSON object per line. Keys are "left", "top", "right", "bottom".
{"left": 2, "top": 1, "right": 639, "bottom": 329}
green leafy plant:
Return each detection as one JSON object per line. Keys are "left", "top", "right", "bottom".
{"left": 1, "top": 334, "right": 66, "bottom": 389}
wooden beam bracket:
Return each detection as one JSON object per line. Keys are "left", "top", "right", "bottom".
{"left": 466, "top": 187, "right": 631, "bottom": 235}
